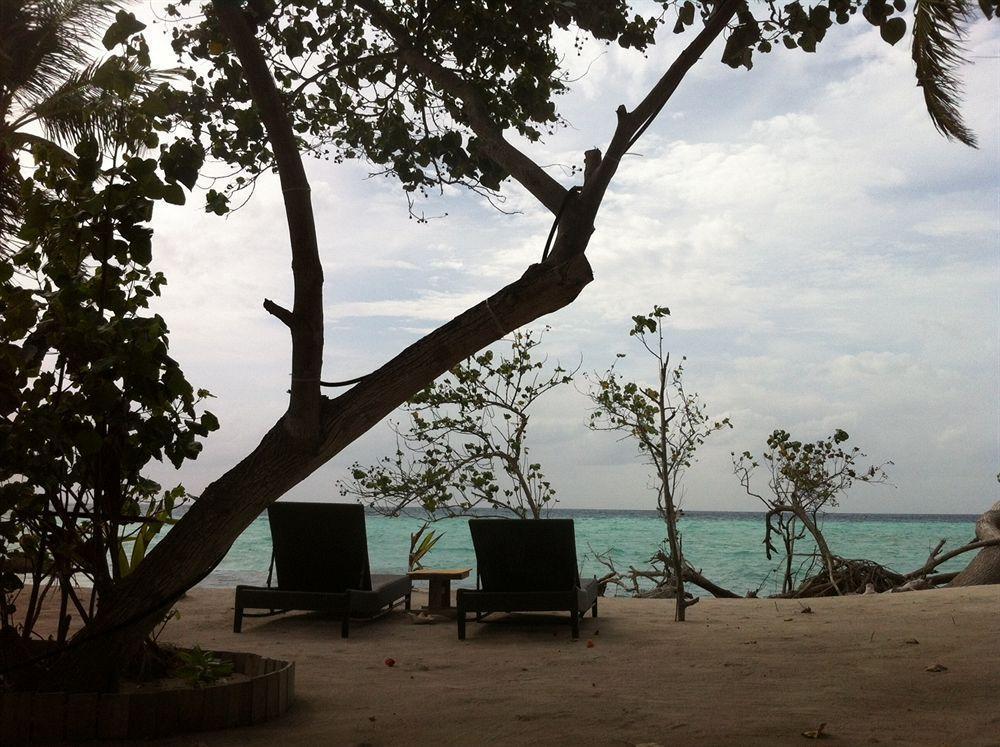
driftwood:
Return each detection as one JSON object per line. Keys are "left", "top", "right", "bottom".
{"left": 777, "top": 556, "right": 905, "bottom": 598}
{"left": 777, "top": 503, "right": 1000, "bottom": 598}
{"left": 591, "top": 503, "right": 1000, "bottom": 603}
{"left": 947, "top": 501, "right": 1000, "bottom": 587}
{"left": 591, "top": 547, "right": 740, "bottom": 600}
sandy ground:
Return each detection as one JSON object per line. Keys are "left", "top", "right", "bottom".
{"left": 137, "top": 585, "right": 1000, "bottom": 746}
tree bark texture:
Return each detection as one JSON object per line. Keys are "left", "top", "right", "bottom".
{"left": 949, "top": 501, "right": 1000, "bottom": 587}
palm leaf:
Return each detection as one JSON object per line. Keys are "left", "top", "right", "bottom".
{"left": 25, "top": 59, "right": 171, "bottom": 150}
{"left": 912, "top": 0, "right": 978, "bottom": 147}
{"left": 1, "top": 0, "right": 122, "bottom": 110}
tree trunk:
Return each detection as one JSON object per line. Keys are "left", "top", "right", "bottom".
{"left": 25, "top": 0, "right": 744, "bottom": 690}
{"left": 949, "top": 501, "right": 1000, "bottom": 587}
{"left": 794, "top": 510, "right": 841, "bottom": 595}
{"left": 41, "top": 255, "right": 592, "bottom": 691}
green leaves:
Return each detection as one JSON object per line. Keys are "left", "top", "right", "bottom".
{"left": 2, "top": 6, "right": 216, "bottom": 639}
{"left": 912, "top": 0, "right": 979, "bottom": 147}
{"left": 205, "top": 189, "right": 230, "bottom": 215}
{"left": 880, "top": 15, "right": 908, "bottom": 43}
{"left": 164, "top": 0, "right": 664, "bottom": 203}
{"left": 102, "top": 10, "right": 147, "bottom": 50}
{"left": 340, "top": 327, "right": 571, "bottom": 519}
{"left": 589, "top": 306, "right": 730, "bottom": 510}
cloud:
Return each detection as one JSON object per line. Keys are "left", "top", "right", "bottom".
{"left": 143, "top": 14, "right": 999, "bottom": 515}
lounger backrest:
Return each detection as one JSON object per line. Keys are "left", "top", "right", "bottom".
{"left": 469, "top": 519, "right": 579, "bottom": 592}
{"left": 267, "top": 502, "right": 372, "bottom": 592}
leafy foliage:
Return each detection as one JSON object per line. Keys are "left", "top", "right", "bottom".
{"left": 174, "top": 645, "right": 233, "bottom": 687}
{"left": 340, "top": 328, "right": 575, "bottom": 520}
{"left": 156, "top": 0, "right": 662, "bottom": 216}
{"left": 160, "top": 0, "right": 989, "bottom": 216}
{"left": 0, "top": 16, "right": 216, "bottom": 649}
{"left": 733, "top": 429, "right": 891, "bottom": 593}
{"left": 912, "top": 0, "right": 979, "bottom": 146}
{"left": 0, "top": 1, "right": 177, "bottom": 254}
{"left": 407, "top": 522, "right": 443, "bottom": 571}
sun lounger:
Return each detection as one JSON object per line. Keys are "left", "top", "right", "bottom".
{"left": 457, "top": 518, "right": 599, "bottom": 639}
{"left": 233, "top": 502, "right": 410, "bottom": 638}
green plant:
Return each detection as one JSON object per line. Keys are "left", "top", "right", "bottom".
{"left": 733, "top": 429, "right": 891, "bottom": 594}
{"left": 175, "top": 646, "right": 233, "bottom": 687}
{"left": 0, "top": 6, "right": 215, "bottom": 665}
{"left": 587, "top": 306, "right": 732, "bottom": 620}
{"left": 408, "top": 523, "right": 444, "bottom": 571}
{"left": 341, "top": 328, "right": 575, "bottom": 520}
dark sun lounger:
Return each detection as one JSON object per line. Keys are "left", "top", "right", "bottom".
{"left": 234, "top": 502, "right": 411, "bottom": 638}
{"left": 457, "top": 518, "right": 599, "bottom": 639}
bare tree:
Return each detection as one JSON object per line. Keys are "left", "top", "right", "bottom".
{"left": 587, "top": 306, "right": 732, "bottom": 620}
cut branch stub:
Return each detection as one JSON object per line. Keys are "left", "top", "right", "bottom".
{"left": 263, "top": 298, "right": 293, "bottom": 328}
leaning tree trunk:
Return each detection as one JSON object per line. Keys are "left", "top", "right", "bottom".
{"left": 948, "top": 501, "right": 1000, "bottom": 587}
{"left": 24, "top": 0, "right": 741, "bottom": 691}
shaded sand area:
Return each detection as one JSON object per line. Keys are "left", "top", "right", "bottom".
{"left": 149, "top": 586, "right": 1000, "bottom": 746}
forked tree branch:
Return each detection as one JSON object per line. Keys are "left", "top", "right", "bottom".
{"left": 548, "top": 0, "right": 741, "bottom": 262}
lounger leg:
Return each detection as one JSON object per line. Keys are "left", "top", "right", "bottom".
{"left": 405, "top": 592, "right": 411, "bottom": 611}
{"left": 233, "top": 605, "right": 243, "bottom": 633}
{"left": 341, "top": 613, "right": 350, "bottom": 638}
{"left": 592, "top": 598, "right": 598, "bottom": 618}
{"left": 570, "top": 608, "right": 580, "bottom": 639}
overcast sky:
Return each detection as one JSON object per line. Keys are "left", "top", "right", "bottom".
{"left": 142, "top": 8, "right": 998, "bottom": 515}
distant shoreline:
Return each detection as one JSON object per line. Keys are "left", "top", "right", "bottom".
{"left": 170, "top": 503, "right": 981, "bottom": 522}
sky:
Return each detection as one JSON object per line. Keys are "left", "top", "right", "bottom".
{"left": 141, "top": 6, "right": 999, "bottom": 515}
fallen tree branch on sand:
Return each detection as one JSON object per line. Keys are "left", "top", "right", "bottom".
{"left": 591, "top": 547, "right": 740, "bottom": 600}
{"left": 776, "top": 503, "right": 1000, "bottom": 597}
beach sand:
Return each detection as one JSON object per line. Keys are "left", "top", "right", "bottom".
{"left": 140, "top": 585, "right": 1000, "bottom": 746}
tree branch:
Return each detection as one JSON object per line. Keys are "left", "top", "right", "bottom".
{"left": 548, "top": 0, "right": 741, "bottom": 262}
{"left": 214, "top": 1, "right": 324, "bottom": 443}
{"left": 262, "top": 298, "right": 293, "bottom": 328}
{"left": 353, "top": 0, "right": 567, "bottom": 214}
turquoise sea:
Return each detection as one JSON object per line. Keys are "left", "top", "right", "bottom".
{"left": 201, "top": 509, "right": 980, "bottom": 597}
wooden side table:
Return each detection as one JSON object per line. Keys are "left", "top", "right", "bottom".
{"left": 407, "top": 568, "right": 472, "bottom": 615}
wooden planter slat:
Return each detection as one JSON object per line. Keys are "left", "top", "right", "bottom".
{"left": 127, "top": 692, "right": 158, "bottom": 740}
{"left": 6, "top": 692, "right": 31, "bottom": 743}
{"left": 155, "top": 689, "right": 182, "bottom": 739}
{"left": 202, "top": 680, "right": 230, "bottom": 730}
{"left": 265, "top": 669, "right": 280, "bottom": 720}
{"left": 277, "top": 666, "right": 289, "bottom": 714}
{"left": 0, "top": 651, "right": 294, "bottom": 743}
{"left": 30, "top": 692, "right": 66, "bottom": 741}
{"left": 97, "top": 693, "right": 129, "bottom": 740}
{"left": 65, "top": 692, "right": 99, "bottom": 741}
{"left": 250, "top": 670, "right": 268, "bottom": 724}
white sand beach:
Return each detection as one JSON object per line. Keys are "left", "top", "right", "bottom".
{"left": 144, "top": 585, "right": 1000, "bottom": 746}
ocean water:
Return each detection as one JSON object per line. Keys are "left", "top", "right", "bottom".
{"left": 202, "top": 509, "right": 981, "bottom": 597}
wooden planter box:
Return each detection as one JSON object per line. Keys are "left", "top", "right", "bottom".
{"left": 0, "top": 650, "right": 294, "bottom": 743}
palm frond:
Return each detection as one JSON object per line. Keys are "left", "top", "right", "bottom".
{"left": 0, "top": 144, "right": 21, "bottom": 258}
{"left": 1, "top": 0, "right": 122, "bottom": 109}
{"left": 912, "top": 0, "right": 978, "bottom": 147}
{"left": 25, "top": 58, "right": 169, "bottom": 150}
